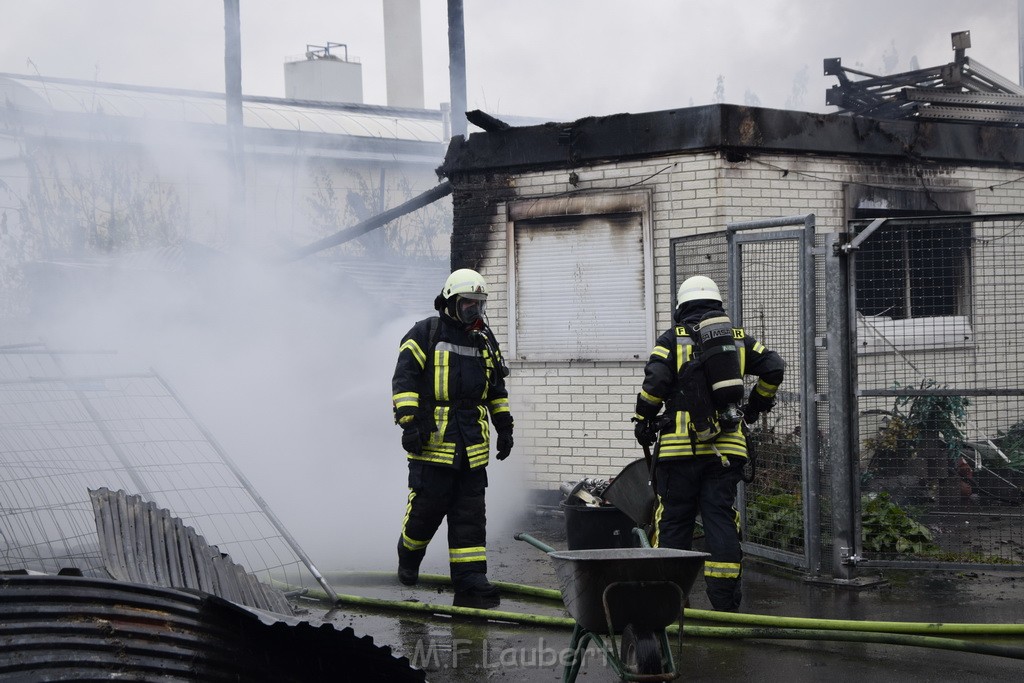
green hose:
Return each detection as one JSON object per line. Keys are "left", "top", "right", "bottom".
{"left": 295, "top": 585, "right": 1024, "bottom": 661}
{"left": 319, "top": 570, "right": 1024, "bottom": 637}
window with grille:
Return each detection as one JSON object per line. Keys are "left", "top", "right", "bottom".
{"left": 507, "top": 192, "right": 654, "bottom": 361}
{"left": 853, "top": 212, "right": 974, "bottom": 353}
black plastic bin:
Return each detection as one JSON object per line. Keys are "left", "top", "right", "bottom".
{"left": 560, "top": 499, "right": 637, "bottom": 550}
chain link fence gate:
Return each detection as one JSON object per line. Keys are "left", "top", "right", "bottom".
{"left": 672, "top": 216, "right": 825, "bottom": 576}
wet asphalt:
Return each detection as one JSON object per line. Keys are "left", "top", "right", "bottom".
{"left": 307, "top": 509, "right": 1024, "bottom": 682}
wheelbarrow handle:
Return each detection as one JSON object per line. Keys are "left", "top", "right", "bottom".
{"left": 514, "top": 532, "right": 556, "bottom": 554}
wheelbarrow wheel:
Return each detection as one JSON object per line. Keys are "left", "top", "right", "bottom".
{"left": 620, "top": 623, "right": 662, "bottom": 676}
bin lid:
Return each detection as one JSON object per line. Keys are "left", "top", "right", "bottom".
{"left": 602, "top": 459, "right": 656, "bottom": 527}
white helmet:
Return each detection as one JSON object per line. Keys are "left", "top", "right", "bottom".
{"left": 677, "top": 275, "right": 722, "bottom": 305}
{"left": 442, "top": 268, "right": 488, "bottom": 301}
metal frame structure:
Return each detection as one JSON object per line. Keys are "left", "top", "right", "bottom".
{"left": 825, "top": 30, "right": 1024, "bottom": 124}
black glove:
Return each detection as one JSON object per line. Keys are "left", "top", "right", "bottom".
{"left": 402, "top": 425, "right": 426, "bottom": 455}
{"left": 742, "top": 392, "right": 775, "bottom": 424}
{"left": 496, "top": 429, "right": 514, "bottom": 460}
{"left": 632, "top": 417, "right": 659, "bottom": 448}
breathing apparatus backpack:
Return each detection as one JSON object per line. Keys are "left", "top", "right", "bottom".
{"left": 679, "top": 310, "right": 744, "bottom": 444}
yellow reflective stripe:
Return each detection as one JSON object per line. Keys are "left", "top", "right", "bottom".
{"left": 659, "top": 433, "right": 691, "bottom": 447}
{"left": 489, "top": 397, "right": 510, "bottom": 413}
{"left": 657, "top": 438, "right": 748, "bottom": 459}
{"left": 694, "top": 434, "right": 747, "bottom": 458}
{"left": 434, "top": 348, "right": 449, "bottom": 400}
{"left": 409, "top": 452, "right": 455, "bottom": 465}
{"left": 400, "top": 339, "right": 426, "bottom": 368}
{"left": 755, "top": 379, "right": 779, "bottom": 397}
{"left": 400, "top": 491, "right": 430, "bottom": 551}
{"left": 738, "top": 339, "right": 746, "bottom": 374}
{"left": 449, "top": 547, "right": 486, "bottom": 563}
{"left": 704, "top": 561, "right": 741, "bottom": 579}
{"left": 639, "top": 389, "right": 662, "bottom": 405}
{"left": 657, "top": 443, "right": 696, "bottom": 459}
{"left": 677, "top": 340, "right": 694, "bottom": 372}
{"left": 651, "top": 345, "right": 670, "bottom": 359}
{"left": 393, "top": 392, "right": 419, "bottom": 409}
{"left": 401, "top": 533, "right": 429, "bottom": 551}
{"left": 434, "top": 407, "right": 450, "bottom": 444}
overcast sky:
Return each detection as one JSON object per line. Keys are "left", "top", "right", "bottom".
{"left": 2, "top": 0, "right": 1020, "bottom": 121}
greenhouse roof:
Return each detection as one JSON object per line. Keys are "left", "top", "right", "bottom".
{"left": 0, "top": 73, "right": 446, "bottom": 143}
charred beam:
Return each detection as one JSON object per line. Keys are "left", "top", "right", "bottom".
{"left": 286, "top": 181, "right": 453, "bottom": 261}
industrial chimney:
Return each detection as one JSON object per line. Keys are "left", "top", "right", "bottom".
{"left": 382, "top": 0, "right": 425, "bottom": 108}
{"left": 284, "top": 42, "right": 363, "bottom": 104}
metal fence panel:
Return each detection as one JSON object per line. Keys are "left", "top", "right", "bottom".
{"left": 850, "top": 215, "right": 1024, "bottom": 569}
{"left": 0, "top": 345, "right": 335, "bottom": 597}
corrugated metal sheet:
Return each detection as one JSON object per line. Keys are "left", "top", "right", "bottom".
{"left": 90, "top": 487, "right": 293, "bottom": 616}
{"left": 0, "top": 346, "right": 326, "bottom": 595}
{"left": 0, "top": 573, "right": 426, "bottom": 682}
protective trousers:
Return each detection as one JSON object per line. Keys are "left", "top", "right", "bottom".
{"left": 653, "top": 457, "right": 744, "bottom": 612}
{"left": 397, "top": 461, "right": 488, "bottom": 592}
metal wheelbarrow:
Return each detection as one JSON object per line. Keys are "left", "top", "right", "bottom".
{"left": 515, "top": 532, "right": 708, "bottom": 682}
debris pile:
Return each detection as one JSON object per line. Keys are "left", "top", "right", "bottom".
{"left": 559, "top": 478, "right": 612, "bottom": 507}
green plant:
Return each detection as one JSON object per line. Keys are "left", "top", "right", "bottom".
{"left": 894, "top": 379, "right": 969, "bottom": 458}
{"left": 747, "top": 430, "right": 802, "bottom": 498}
{"left": 862, "top": 379, "right": 970, "bottom": 477}
{"left": 860, "top": 492, "right": 937, "bottom": 555}
{"left": 745, "top": 492, "right": 803, "bottom": 553}
{"left": 994, "top": 421, "right": 1024, "bottom": 472}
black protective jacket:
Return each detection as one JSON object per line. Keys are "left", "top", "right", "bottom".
{"left": 392, "top": 314, "right": 511, "bottom": 468}
{"left": 637, "top": 301, "right": 785, "bottom": 460}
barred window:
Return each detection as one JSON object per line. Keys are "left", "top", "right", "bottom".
{"left": 855, "top": 218, "right": 971, "bottom": 320}
{"left": 853, "top": 212, "right": 974, "bottom": 353}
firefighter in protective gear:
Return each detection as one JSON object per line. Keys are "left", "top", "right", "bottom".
{"left": 633, "top": 275, "right": 784, "bottom": 612}
{"left": 391, "top": 268, "right": 513, "bottom": 609}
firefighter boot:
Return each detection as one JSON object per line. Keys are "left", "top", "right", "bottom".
{"left": 452, "top": 572, "right": 500, "bottom": 609}
{"left": 397, "top": 538, "right": 425, "bottom": 586}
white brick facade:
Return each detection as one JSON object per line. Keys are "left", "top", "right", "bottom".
{"left": 455, "top": 147, "right": 1024, "bottom": 490}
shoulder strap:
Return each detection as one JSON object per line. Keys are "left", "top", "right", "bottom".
{"left": 424, "top": 316, "right": 442, "bottom": 374}
{"left": 428, "top": 316, "right": 441, "bottom": 350}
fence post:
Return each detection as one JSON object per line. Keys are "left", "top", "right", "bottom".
{"left": 825, "top": 231, "right": 860, "bottom": 581}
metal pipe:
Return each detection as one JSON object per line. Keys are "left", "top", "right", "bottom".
{"left": 1019, "top": 0, "right": 1024, "bottom": 87}
{"left": 447, "top": 0, "right": 467, "bottom": 138}
{"left": 513, "top": 532, "right": 556, "bottom": 554}
{"left": 223, "top": 0, "right": 245, "bottom": 245}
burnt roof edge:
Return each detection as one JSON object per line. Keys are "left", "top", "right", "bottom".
{"left": 437, "top": 103, "right": 1024, "bottom": 178}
